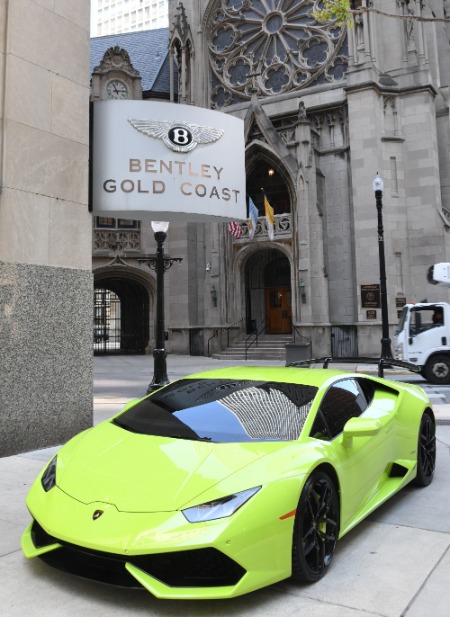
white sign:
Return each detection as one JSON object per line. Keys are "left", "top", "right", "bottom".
{"left": 91, "top": 101, "right": 247, "bottom": 222}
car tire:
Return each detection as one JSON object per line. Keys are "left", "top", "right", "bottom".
{"left": 413, "top": 412, "right": 436, "bottom": 487}
{"left": 424, "top": 354, "right": 450, "bottom": 384}
{"left": 292, "top": 470, "right": 339, "bottom": 583}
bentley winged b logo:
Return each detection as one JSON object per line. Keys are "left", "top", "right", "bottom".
{"left": 128, "top": 118, "right": 224, "bottom": 153}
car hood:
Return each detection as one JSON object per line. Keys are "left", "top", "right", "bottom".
{"left": 57, "top": 421, "right": 272, "bottom": 512}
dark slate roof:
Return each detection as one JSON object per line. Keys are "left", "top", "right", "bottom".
{"left": 90, "top": 28, "right": 171, "bottom": 93}
{"left": 151, "top": 53, "right": 173, "bottom": 96}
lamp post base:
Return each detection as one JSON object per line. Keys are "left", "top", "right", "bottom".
{"left": 146, "top": 348, "right": 169, "bottom": 394}
{"left": 381, "top": 337, "right": 393, "bottom": 362}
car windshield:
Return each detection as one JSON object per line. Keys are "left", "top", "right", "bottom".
{"left": 112, "top": 378, "right": 318, "bottom": 443}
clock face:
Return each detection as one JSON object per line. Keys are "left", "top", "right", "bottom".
{"left": 105, "top": 79, "right": 129, "bottom": 100}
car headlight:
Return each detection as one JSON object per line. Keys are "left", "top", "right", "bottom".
{"left": 41, "top": 456, "right": 58, "bottom": 492}
{"left": 182, "top": 487, "right": 260, "bottom": 523}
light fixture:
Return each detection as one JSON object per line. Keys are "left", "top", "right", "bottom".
{"left": 372, "top": 173, "right": 384, "bottom": 193}
{"left": 151, "top": 220, "right": 170, "bottom": 234}
{"left": 299, "top": 278, "right": 306, "bottom": 304}
{"left": 268, "top": 168, "right": 275, "bottom": 177}
{"left": 206, "top": 263, "right": 211, "bottom": 272}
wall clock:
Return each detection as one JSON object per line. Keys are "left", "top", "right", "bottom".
{"left": 105, "top": 79, "right": 129, "bottom": 100}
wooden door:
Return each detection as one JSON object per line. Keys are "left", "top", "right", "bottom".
{"left": 265, "top": 287, "right": 292, "bottom": 334}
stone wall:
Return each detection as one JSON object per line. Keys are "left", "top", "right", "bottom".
{"left": 0, "top": 262, "right": 93, "bottom": 456}
{"left": 0, "top": 1, "right": 92, "bottom": 456}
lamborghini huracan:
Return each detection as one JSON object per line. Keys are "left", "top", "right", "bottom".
{"left": 22, "top": 366, "right": 436, "bottom": 599}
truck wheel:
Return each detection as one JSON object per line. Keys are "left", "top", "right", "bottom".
{"left": 424, "top": 355, "right": 450, "bottom": 384}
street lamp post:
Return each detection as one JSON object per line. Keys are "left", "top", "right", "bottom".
{"left": 372, "top": 174, "right": 393, "bottom": 362}
{"left": 138, "top": 221, "right": 182, "bottom": 394}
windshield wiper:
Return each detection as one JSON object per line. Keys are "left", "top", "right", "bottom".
{"left": 168, "top": 434, "right": 213, "bottom": 442}
{"left": 112, "top": 419, "right": 213, "bottom": 441}
{"left": 112, "top": 418, "right": 148, "bottom": 434}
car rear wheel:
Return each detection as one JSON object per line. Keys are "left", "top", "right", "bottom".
{"left": 424, "top": 355, "right": 450, "bottom": 384}
{"left": 413, "top": 412, "right": 436, "bottom": 487}
{"left": 292, "top": 470, "right": 339, "bottom": 583}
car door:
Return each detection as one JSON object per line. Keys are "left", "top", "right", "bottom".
{"left": 407, "top": 305, "right": 448, "bottom": 361}
{"left": 310, "top": 378, "right": 393, "bottom": 530}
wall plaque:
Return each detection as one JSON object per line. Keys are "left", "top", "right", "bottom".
{"left": 361, "top": 284, "right": 380, "bottom": 309}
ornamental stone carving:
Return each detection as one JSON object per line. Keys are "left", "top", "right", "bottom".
{"left": 92, "top": 45, "right": 141, "bottom": 78}
{"left": 93, "top": 230, "right": 141, "bottom": 253}
{"left": 208, "top": 0, "right": 348, "bottom": 108}
{"left": 237, "top": 213, "right": 292, "bottom": 240}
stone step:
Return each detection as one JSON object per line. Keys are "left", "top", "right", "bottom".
{"left": 226, "top": 342, "right": 291, "bottom": 349}
{"left": 212, "top": 352, "right": 286, "bottom": 361}
{"left": 214, "top": 345, "right": 286, "bottom": 354}
{"left": 212, "top": 334, "right": 293, "bottom": 361}
{"left": 212, "top": 348, "right": 287, "bottom": 361}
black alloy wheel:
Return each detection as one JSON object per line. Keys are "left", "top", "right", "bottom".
{"left": 413, "top": 412, "right": 436, "bottom": 487}
{"left": 292, "top": 470, "right": 340, "bottom": 583}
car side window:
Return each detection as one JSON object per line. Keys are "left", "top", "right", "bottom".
{"left": 310, "top": 379, "right": 368, "bottom": 440}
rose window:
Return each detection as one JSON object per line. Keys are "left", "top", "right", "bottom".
{"left": 208, "top": 0, "right": 348, "bottom": 108}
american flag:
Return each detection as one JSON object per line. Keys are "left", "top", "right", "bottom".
{"left": 228, "top": 221, "right": 242, "bottom": 238}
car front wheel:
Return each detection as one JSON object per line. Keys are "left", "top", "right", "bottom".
{"left": 292, "top": 470, "right": 340, "bottom": 583}
{"left": 413, "top": 412, "right": 436, "bottom": 487}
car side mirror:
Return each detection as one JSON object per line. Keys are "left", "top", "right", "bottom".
{"left": 342, "top": 417, "right": 382, "bottom": 448}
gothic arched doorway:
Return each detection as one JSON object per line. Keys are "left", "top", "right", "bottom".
{"left": 244, "top": 249, "right": 292, "bottom": 335}
{"left": 93, "top": 277, "right": 149, "bottom": 355}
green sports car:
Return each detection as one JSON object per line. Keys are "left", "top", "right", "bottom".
{"left": 22, "top": 366, "right": 436, "bottom": 599}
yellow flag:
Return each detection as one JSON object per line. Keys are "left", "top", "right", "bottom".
{"left": 264, "top": 195, "right": 275, "bottom": 240}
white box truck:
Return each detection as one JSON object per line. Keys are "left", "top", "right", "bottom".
{"left": 394, "top": 263, "right": 450, "bottom": 384}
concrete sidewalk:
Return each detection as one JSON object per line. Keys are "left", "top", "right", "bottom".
{"left": 2, "top": 355, "right": 450, "bottom": 617}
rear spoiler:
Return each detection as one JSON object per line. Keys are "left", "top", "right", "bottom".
{"left": 286, "top": 357, "right": 422, "bottom": 378}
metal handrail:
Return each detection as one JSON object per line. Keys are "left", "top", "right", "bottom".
{"left": 292, "top": 323, "right": 309, "bottom": 345}
{"left": 245, "top": 319, "right": 266, "bottom": 361}
{"left": 207, "top": 318, "right": 244, "bottom": 357}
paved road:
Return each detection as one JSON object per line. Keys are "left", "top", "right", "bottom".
{"left": 93, "top": 355, "right": 450, "bottom": 424}
{"left": 421, "top": 384, "right": 450, "bottom": 404}
{"left": 380, "top": 372, "right": 450, "bottom": 405}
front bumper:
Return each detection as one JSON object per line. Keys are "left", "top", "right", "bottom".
{"left": 23, "top": 518, "right": 246, "bottom": 597}
{"left": 22, "top": 480, "right": 299, "bottom": 599}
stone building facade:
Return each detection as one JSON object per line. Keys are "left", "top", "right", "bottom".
{"left": 90, "top": 0, "right": 450, "bottom": 363}
{"left": 0, "top": 1, "right": 92, "bottom": 456}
